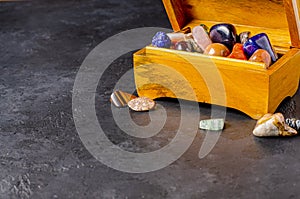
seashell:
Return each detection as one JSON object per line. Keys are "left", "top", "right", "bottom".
{"left": 253, "top": 113, "right": 298, "bottom": 137}
{"left": 285, "top": 118, "right": 300, "bottom": 132}
{"left": 127, "top": 97, "right": 156, "bottom": 112}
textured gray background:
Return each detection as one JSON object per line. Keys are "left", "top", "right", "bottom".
{"left": 1, "top": 0, "right": 300, "bottom": 198}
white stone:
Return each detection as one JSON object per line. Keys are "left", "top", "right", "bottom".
{"left": 127, "top": 97, "right": 156, "bottom": 112}
{"left": 253, "top": 113, "right": 297, "bottom": 137}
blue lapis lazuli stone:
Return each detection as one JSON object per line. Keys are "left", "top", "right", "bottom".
{"left": 152, "top": 32, "right": 171, "bottom": 48}
{"left": 243, "top": 33, "right": 278, "bottom": 61}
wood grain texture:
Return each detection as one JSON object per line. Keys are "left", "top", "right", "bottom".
{"left": 132, "top": 0, "right": 300, "bottom": 119}
{"left": 268, "top": 48, "right": 300, "bottom": 112}
{"left": 181, "top": 0, "right": 288, "bottom": 28}
{"left": 284, "top": 0, "right": 300, "bottom": 47}
{"left": 133, "top": 47, "right": 300, "bottom": 119}
{"left": 162, "top": 0, "right": 187, "bottom": 31}
{"left": 162, "top": 0, "right": 300, "bottom": 49}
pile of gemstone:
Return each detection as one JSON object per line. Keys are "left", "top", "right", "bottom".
{"left": 151, "top": 23, "right": 278, "bottom": 69}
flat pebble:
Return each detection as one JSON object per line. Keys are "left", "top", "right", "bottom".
{"left": 128, "top": 97, "right": 156, "bottom": 111}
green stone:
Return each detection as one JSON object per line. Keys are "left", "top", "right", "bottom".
{"left": 199, "top": 119, "right": 225, "bottom": 131}
{"left": 199, "top": 24, "right": 209, "bottom": 34}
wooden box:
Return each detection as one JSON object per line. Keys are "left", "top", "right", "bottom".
{"left": 133, "top": 0, "right": 300, "bottom": 119}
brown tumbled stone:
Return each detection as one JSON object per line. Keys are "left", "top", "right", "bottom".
{"left": 249, "top": 49, "right": 272, "bottom": 69}
{"left": 203, "top": 43, "right": 230, "bottom": 57}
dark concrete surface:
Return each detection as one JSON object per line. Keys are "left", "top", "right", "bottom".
{"left": 1, "top": 0, "right": 300, "bottom": 198}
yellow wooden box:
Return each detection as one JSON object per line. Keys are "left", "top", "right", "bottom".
{"left": 133, "top": 0, "right": 300, "bottom": 119}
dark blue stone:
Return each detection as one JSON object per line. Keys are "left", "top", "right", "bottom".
{"left": 243, "top": 39, "right": 260, "bottom": 58}
{"left": 209, "top": 23, "right": 237, "bottom": 51}
{"left": 243, "top": 33, "right": 278, "bottom": 61}
{"left": 151, "top": 31, "right": 171, "bottom": 48}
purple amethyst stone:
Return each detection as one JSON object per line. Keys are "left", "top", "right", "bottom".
{"left": 152, "top": 31, "right": 171, "bottom": 48}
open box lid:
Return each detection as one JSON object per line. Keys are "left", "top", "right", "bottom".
{"left": 162, "top": 0, "right": 300, "bottom": 53}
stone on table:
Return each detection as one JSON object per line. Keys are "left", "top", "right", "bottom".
{"left": 252, "top": 113, "right": 297, "bottom": 137}
{"left": 199, "top": 118, "right": 225, "bottom": 131}
{"left": 110, "top": 90, "right": 137, "bottom": 108}
{"left": 127, "top": 97, "right": 156, "bottom": 112}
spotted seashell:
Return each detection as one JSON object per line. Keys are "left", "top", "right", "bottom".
{"left": 285, "top": 118, "right": 300, "bottom": 132}
{"left": 253, "top": 113, "right": 298, "bottom": 137}
{"left": 127, "top": 97, "right": 156, "bottom": 112}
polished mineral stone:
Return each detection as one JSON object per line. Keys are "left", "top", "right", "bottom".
{"left": 200, "top": 24, "right": 209, "bottom": 34}
{"left": 167, "top": 32, "right": 193, "bottom": 45}
{"left": 238, "top": 31, "right": 251, "bottom": 44}
{"left": 243, "top": 33, "right": 278, "bottom": 61}
{"left": 127, "top": 97, "right": 156, "bottom": 111}
{"left": 175, "top": 41, "right": 193, "bottom": 52}
{"left": 243, "top": 38, "right": 259, "bottom": 58}
{"left": 192, "top": 25, "right": 212, "bottom": 51}
{"left": 186, "top": 38, "right": 203, "bottom": 53}
{"left": 252, "top": 113, "right": 298, "bottom": 137}
{"left": 209, "top": 23, "right": 237, "bottom": 50}
{"left": 110, "top": 90, "right": 137, "bottom": 108}
{"left": 152, "top": 31, "right": 171, "bottom": 48}
{"left": 203, "top": 43, "right": 230, "bottom": 57}
{"left": 199, "top": 118, "right": 224, "bottom": 131}
{"left": 227, "top": 43, "right": 247, "bottom": 60}
{"left": 249, "top": 49, "right": 272, "bottom": 69}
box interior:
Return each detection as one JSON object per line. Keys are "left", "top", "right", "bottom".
{"left": 163, "top": 0, "right": 293, "bottom": 54}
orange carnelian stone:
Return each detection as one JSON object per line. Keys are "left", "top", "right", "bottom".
{"left": 227, "top": 43, "right": 247, "bottom": 60}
